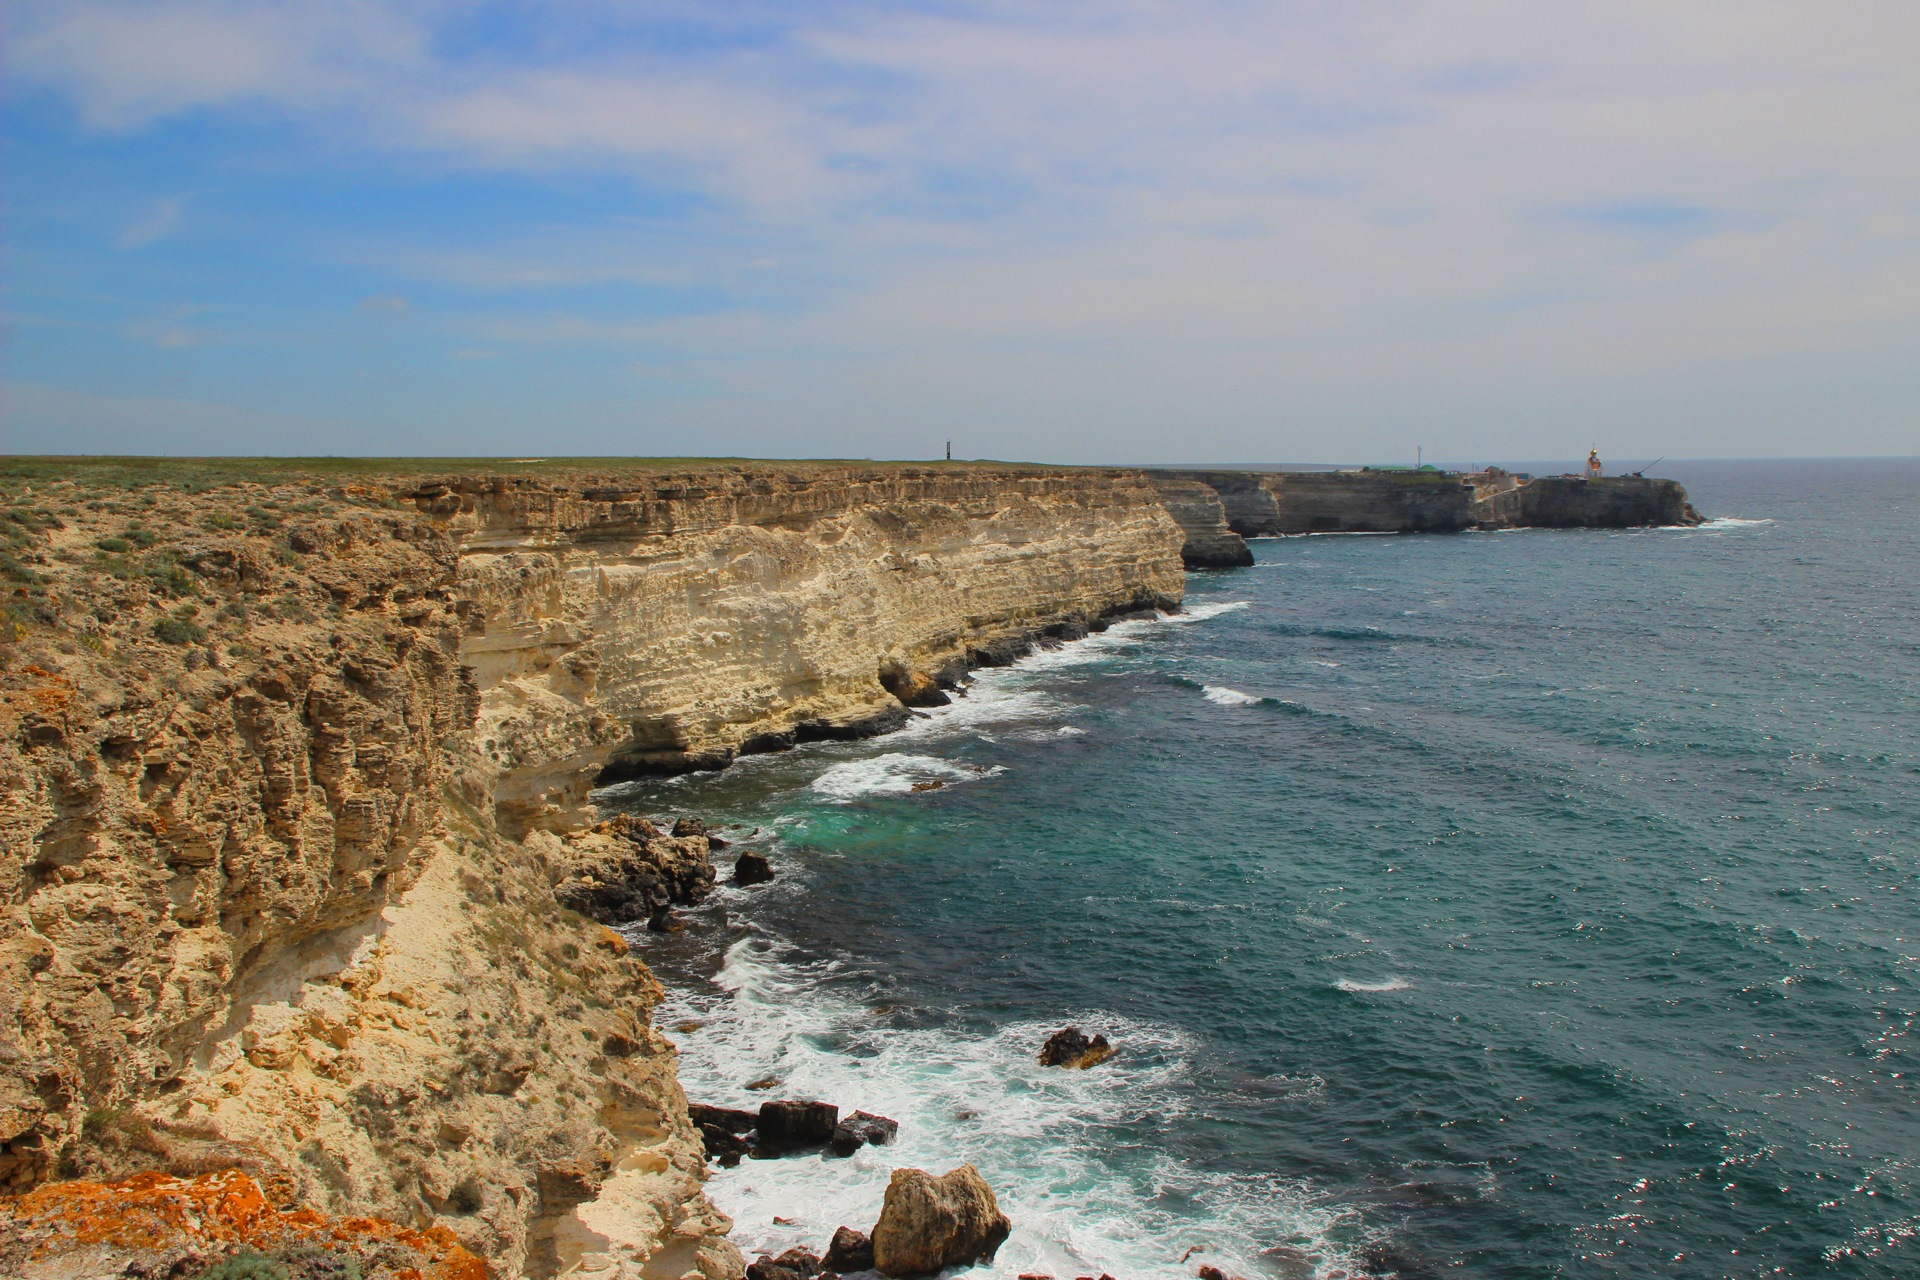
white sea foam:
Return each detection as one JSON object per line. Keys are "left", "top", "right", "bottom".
{"left": 661, "top": 940, "right": 1364, "bottom": 1280}
{"left": 1695, "top": 516, "right": 1775, "bottom": 531}
{"left": 1310, "top": 660, "right": 1341, "bottom": 668}
{"left": 808, "top": 754, "right": 1003, "bottom": 802}
{"left": 1165, "top": 599, "right": 1250, "bottom": 622}
{"left": 1333, "top": 977, "right": 1412, "bottom": 994}
{"left": 1007, "top": 725, "right": 1088, "bottom": 742}
{"left": 1202, "top": 685, "right": 1263, "bottom": 706}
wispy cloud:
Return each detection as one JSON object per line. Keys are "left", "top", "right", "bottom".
{"left": 118, "top": 194, "right": 189, "bottom": 247}
{"left": 127, "top": 303, "right": 215, "bottom": 348}
{"left": 9, "top": 1, "right": 1920, "bottom": 459}
{"left": 356, "top": 293, "right": 411, "bottom": 315}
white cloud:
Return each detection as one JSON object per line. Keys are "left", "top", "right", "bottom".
{"left": 11, "top": 0, "right": 422, "bottom": 128}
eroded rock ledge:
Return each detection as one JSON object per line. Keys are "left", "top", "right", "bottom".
{"left": 0, "top": 462, "right": 1186, "bottom": 1279}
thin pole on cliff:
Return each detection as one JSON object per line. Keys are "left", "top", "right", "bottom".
{"left": 946, "top": 441, "right": 952, "bottom": 461}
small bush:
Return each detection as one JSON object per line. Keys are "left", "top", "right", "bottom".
{"left": 204, "top": 512, "right": 242, "bottom": 531}
{"left": 153, "top": 610, "right": 207, "bottom": 646}
{"left": 124, "top": 526, "right": 158, "bottom": 548}
{"left": 95, "top": 537, "right": 131, "bottom": 553}
{"left": 448, "top": 1177, "right": 484, "bottom": 1214}
{"left": 191, "top": 1250, "right": 290, "bottom": 1280}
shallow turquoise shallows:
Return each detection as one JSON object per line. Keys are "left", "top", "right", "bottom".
{"left": 608, "top": 459, "right": 1919, "bottom": 1280}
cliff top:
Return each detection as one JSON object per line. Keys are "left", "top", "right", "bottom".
{"left": 2, "top": 456, "right": 1080, "bottom": 492}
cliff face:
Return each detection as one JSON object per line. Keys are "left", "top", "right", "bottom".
{"left": 1470, "top": 475, "right": 1702, "bottom": 528}
{"left": 437, "top": 468, "right": 1185, "bottom": 831}
{"left": 0, "top": 464, "right": 1187, "bottom": 1278}
{"left": 1172, "top": 470, "right": 1701, "bottom": 535}
{"left": 1139, "top": 474, "right": 1252, "bottom": 568}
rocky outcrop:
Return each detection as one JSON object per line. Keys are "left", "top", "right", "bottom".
{"left": 1471, "top": 475, "right": 1702, "bottom": 528}
{"left": 1141, "top": 473, "right": 1253, "bottom": 567}
{"left": 550, "top": 814, "right": 718, "bottom": 926}
{"left": 870, "top": 1165, "right": 1011, "bottom": 1278}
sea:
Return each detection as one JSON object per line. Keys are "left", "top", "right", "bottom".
{"left": 600, "top": 458, "right": 1919, "bottom": 1280}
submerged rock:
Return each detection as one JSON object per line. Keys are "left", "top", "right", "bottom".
{"left": 871, "top": 1164, "right": 1011, "bottom": 1277}
{"left": 823, "top": 1226, "right": 875, "bottom": 1273}
{"left": 735, "top": 850, "right": 776, "bottom": 886}
{"left": 757, "top": 1100, "right": 839, "bottom": 1152}
{"left": 830, "top": 1110, "right": 900, "bottom": 1157}
{"left": 1038, "top": 1026, "right": 1114, "bottom": 1069}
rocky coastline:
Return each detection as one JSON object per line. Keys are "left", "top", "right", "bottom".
{"left": 0, "top": 458, "right": 1705, "bottom": 1279}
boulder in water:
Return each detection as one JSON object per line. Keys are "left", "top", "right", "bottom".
{"left": 735, "top": 850, "right": 776, "bottom": 886}
{"left": 871, "top": 1164, "right": 1011, "bottom": 1277}
{"left": 748, "top": 1248, "right": 823, "bottom": 1280}
{"left": 830, "top": 1110, "right": 899, "bottom": 1156}
{"left": 757, "top": 1099, "right": 839, "bottom": 1152}
{"left": 672, "top": 816, "right": 708, "bottom": 837}
{"left": 823, "top": 1226, "right": 875, "bottom": 1273}
{"left": 1038, "top": 1026, "right": 1114, "bottom": 1068}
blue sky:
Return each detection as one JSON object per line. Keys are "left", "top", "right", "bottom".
{"left": 4, "top": 1, "right": 1917, "bottom": 462}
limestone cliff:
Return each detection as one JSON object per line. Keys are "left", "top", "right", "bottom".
{"left": 433, "top": 468, "right": 1185, "bottom": 831}
{"left": 0, "top": 462, "right": 1187, "bottom": 1278}
{"left": 1169, "top": 469, "right": 1701, "bottom": 535}
{"left": 1139, "top": 474, "right": 1252, "bottom": 568}
{"left": 1469, "top": 474, "right": 1702, "bottom": 528}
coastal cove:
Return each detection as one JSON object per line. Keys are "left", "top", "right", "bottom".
{"left": 2, "top": 456, "right": 1911, "bottom": 1280}
{"left": 604, "top": 460, "right": 1920, "bottom": 1280}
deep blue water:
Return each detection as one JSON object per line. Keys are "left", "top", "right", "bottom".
{"left": 609, "top": 459, "right": 1920, "bottom": 1280}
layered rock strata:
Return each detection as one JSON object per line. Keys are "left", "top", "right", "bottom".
{"left": 1168, "top": 469, "right": 1701, "bottom": 534}
{"left": 1469, "top": 474, "right": 1702, "bottom": 528}
{"left": 0, "top": 463, "right": 1188, "bottom": 1278}
{"left": 436, "top": 468, "right": 1186, "bottom": 830}
{"left": 1139, "top": 473, "right": 1253, "bottom": 567}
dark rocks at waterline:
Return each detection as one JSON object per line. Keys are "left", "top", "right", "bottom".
{"left": 823, "top": 1227, "right": 874, "bottom": 1274}
{"left": 748, "top": 1248, "right": 824, "bottom": 1280}
{"left": 757, "top": 1099, "right": 839, "bottom": 1152}
{"left": 688, "top": 1103, "right": 758, "bottom": 1133}
{"left": 734, "top": 850, "right": 776, "bottom": 886}
{"left": 871, "top": 1164, "right": 1011, "bottom": 1278}
{"left": 830, "top": 1110, "right": 900, "bottom": 1157}
{"left": 967, "top": 634, "right": 1035, "bottom": 668}
{"left": 551, "top": 812, "right": 717, "bottom": 926}
{"left": 647, "top": 905, "right": 684, "bottom": 932}
{"left": 1038, "top": 1026, "right": 1114, "bottom": 1069}
{"left": 696, "top": 1124, "right": 750, "bottom": 1166}
{"left": 671, "top": 816, "right": 709, "bottom": 838}
{"left": 880, "top": 661, "right": 952, "bottom": 708}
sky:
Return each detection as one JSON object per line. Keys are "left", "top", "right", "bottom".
{"left": 3, "top": 1, "right": 1918, "bottom": 464}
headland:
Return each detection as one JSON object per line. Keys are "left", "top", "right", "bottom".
{"left": 0, "top": 456, "right": 1702, "bottom": 1278}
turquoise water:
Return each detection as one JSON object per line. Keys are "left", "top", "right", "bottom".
{"left": 610, "top": 460, "right": 1919, "bottom": 1279}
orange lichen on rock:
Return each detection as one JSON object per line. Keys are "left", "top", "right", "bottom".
{"left": 1, "top": 1170, "right": 486, "bottom": 1280}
